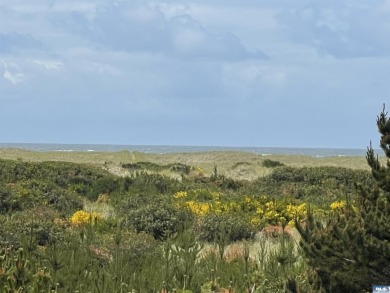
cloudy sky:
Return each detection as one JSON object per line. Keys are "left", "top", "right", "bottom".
{"left": 1, "top": 0, "right": 390, "bottom": 148}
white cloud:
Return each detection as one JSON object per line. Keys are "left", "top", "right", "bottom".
{"left": 1, "top": 61, "right": 25, "bottom": 84}
{"left": 33, "top": 60, "right": 63, "bottom": 70}
{"left": 3, "top": 70, "right": 24, "bottom": 85}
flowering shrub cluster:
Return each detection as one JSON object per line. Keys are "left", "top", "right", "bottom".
{"left": 185, "top": 201, "right": 210, "bottom": 216}
{"left": 69, "top": 210, "right": 102, "bottom": 226}
{"left": 248, "top": 198, "right": 308, "bottom": 227}
{"left": 173, "top": 190, "right": 310, "bottom": 229}
{"left": 330, "top": 200, "right": 347, "bottom": 210}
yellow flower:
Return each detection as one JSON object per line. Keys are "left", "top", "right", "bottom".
{"left": 288, "top": 219, "right": 295, "bottom": 227}
{"left": 173, "top": 191, "right": 188, "bottom": 199}
{"left": 250, "top": 217, "right": 261, "bottom": 226}
{"left": 256, "top": 207, "right": 264, "bottom": 216}
{"left": 265, "top": 210, "right": 279, "bottom": 221}
{"left": 70, "top": 210, "right": 102, "bottom": 226}
{"left": 265, "top": 201, "right": 276, "bottom": 209}
{"left": 185, "top": 201, "right": 210, "bottom": 216}
{"left": 330, "top": 200, "right": 347, "bottom": 210}
{"left": 211, "top": 191, "right": 221, "bottom": 200}
{"left": 285, "top": 203, "right": 307, "bottom": 219}
{"left": 242, "top": 196, "right": 261, "bottom": 212}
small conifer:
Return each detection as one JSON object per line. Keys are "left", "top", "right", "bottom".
{"left": 296, "top": 105, "right": 390, "bottom": 292}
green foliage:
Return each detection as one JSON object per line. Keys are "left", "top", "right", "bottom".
{"left": 120, "top": 194, "right": 193, "bottom": 240}
{"left": 262, "top": 159, "right": 285, "bottom": 168}
{"left": 0, "top": 158, "right": 120, "bottom": 204}
{"left": 245, "top": 166, "right": 373, "bottom": 208}
{"left": 0, "top": 185, "right": 22, "bottom": 213}
{"left": 0, "top": 159, "right": 107, "bottom": 185}
{"left": 122, "top": 161, "right": 191, "bottom": 174}
{"left": 296, "top": 106, "right": 390, "bottom": 292}
{"left": 0, "top": 208, "right": 68, "bottom": 249}
{"left": 121, "top": 172, "right": 180, "bottom": 195}
{"left": 196, "top": 213, "right": 255, "bottom": 242}
{"left": 267, "top": 166, "right": 371, "bottom": 187}
{"left": 161, "top": 228, "right": 204, "bottom": 292}
{"left": 0, "top": 144, "right": 380, "bottom": 292}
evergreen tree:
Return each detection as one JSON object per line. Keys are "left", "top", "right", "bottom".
{"left": 296, "top": 106, "right": 390, "bottom": 292}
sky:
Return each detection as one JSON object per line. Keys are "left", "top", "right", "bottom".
{"left": 1, "top": 0, "right": 390, "bottom": 148}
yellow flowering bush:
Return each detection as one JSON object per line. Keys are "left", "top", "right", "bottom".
{"left": 173, "top": 189, "right": 325, "bottom": 228}
{"left": 241, "top": 196, "right": 261, "bottom": 212}
{"left": 185, "top": 201, "right": 210, "bottom": 216}
{"left": 173, "top": 191, "right": 188, "bottom": 199}
{"left": 330, "top": 200, "right": 347, "bottom": 210}
{"left": 173, "top": 189, "right": 240, "bottom": 217}
{"left": 284, "top": 203, "right": 307, "bottom": 226}
{"left": 211, "top": 201, "right": 239, "bottom": 214}
{"left": 70, "top": 210, "right": 102, "bottom": 226}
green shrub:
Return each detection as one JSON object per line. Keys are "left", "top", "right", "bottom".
{"left": 0, "top": 159, "right": 107, "bottom": 185}
{"left": 169, "top": 163, "right": 191, "bottom": 175}
{"left": 121, "top": 195, "right": 193, "bottom": 240}
{"left": 0, "top": 185, "right": 22, "bottom": 213}
{"left": 123, "top": 172, "right": 180, "bottom": 194}
{"left": 196, "top": 213, "right": 255, "bottom": 242}
{"left": 262, "top": 159, "right": 285, "bottom": 168}
{"left": 121, "top": 162, "right": 191, "bottom": 175}
{"left": 18, "top": 180, "right": 83, "bottom": 214}
{"left": 0, "top": 208, "right": 68, "bottom": 249}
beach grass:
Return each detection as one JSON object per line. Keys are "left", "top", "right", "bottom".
{"left": 0, "top": 148, "right": 371, "bottom": 180}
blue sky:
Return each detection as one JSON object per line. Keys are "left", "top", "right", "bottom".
{"left": 1, "top": 0, "right": 390, "bottom": 148}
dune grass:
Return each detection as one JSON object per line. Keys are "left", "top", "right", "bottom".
{"left": 0, "top": 147, "right": 371, "bottom": 181}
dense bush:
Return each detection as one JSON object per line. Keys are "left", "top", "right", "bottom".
{"left": 243, "top": 166, "right": 373, "bottom": 207}
{"left": 120, "top": 194, "right": 193, "bottom": 240}
{"left": 0, "top": 208, "right": 68, "bottom": 248}
{"left": 0, "top": 185, "right": 22, "bottom": 213}
{"left": 0, "top": 159, "right": 113, "bottom": 202}
{"left": 196, "top": 213, "right": 255, "bottom": 242}
{"left": 121, "top": 161, "right": 191, "bottom": 174}
{"left": 267, "top": 166, "right": 371, "bottom": 186}
{"left": 262, "top": 159, "right": 285, "bottom": 168}
{"left": 122, "top": 172, "right": 180, "bottom": 195}
{"left": 0, "top": 159, "right": 107, "bottom": 185}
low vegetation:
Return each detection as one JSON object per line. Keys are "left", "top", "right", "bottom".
{"left": 1, "top": 108, "right": 389, "bottom": 292}
{"left": 0, "top": 151, "right": 375, "bottom": 292}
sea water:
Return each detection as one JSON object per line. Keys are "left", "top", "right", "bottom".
{"left": 0, "top": 143, "right": 369, "bottom": 157}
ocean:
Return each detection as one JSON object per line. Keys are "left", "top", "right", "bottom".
{"left": 0, "top": 143, "right": 369, "bottom": 157}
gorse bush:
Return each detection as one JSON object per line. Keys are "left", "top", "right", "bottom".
{"left": 69, "top": 210, "right": 102, "bottom": 226}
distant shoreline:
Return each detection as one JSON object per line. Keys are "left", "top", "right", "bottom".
{"left": 0, "top": 143, "right": 370, "bottom": 157}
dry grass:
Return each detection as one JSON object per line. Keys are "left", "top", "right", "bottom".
{"left": 0, "top": 148, "right": 374, "bottom": 181}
